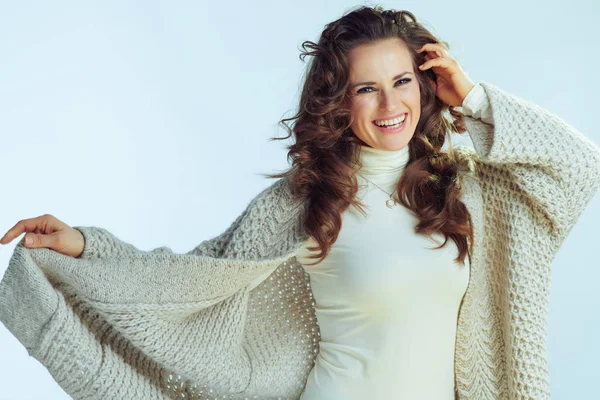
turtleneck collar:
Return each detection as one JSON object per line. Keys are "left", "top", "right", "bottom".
{"left": 355, "top": 144, "right": 410, "bottom": 174}
{"left": 351, "top": 143, "right": 410, "bottom": 191}
{"left": 348, "top": 144, "right": 410, "bottom": 193}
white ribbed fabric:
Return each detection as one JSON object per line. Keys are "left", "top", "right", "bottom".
{"left": 296, "top": 85, "right": 493, "bottom": 398}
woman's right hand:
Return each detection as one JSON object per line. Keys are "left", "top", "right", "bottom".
{"left": 0, "top": 214, "right": 85, "bottom": 258}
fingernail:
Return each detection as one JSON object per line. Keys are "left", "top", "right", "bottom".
{"left": 25, "top": 236, "right": 32, "bottom": 245}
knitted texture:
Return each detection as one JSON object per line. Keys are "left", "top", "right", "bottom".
{"left": 1, "top": 82, "right": 599, "bottom": 400}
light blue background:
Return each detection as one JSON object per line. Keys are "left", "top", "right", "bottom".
{"left": 1, "top": 1, "right": 598, "bottom": 398}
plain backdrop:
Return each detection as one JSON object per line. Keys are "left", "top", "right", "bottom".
{"left": 1, "top": 0, "right": 599, "bottom": 398}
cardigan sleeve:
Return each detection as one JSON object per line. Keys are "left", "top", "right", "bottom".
{"left": 0, "top": 177, "right": 302, "bottom": 398}
{"left": 0, "top": 229, "right": 261, "bottom": 399}
{"left": 462, "top": 82, "right": 600, "bottom": 249}
{"left": 0, "top": 204, "right": 252, "bottom": 398}
{"left": 0, "top": 189, "right": 258, "bottom": 390}
{"left": 72, "top": 176, "right": 301, "bottom": 261}
{"left": 72, "top": 205, "right": 249, "bottom": 260}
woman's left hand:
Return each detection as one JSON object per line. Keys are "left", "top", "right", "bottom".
{"left": 417, "top": 43, "right": 476, "bottom": 107}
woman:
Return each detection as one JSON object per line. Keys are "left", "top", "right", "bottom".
{"left": 1, "top": 5, "right": 599, "bottom": 400}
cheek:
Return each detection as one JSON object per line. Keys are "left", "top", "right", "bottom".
{"left": 350, "top": 98, "right": 376, "bottom": 123}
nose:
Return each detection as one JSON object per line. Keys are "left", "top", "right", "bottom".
{"left": 379, "top": 88, "right": 399, "bottom": 113}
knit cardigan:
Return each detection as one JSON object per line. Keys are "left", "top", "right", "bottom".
{"left": 1, "top": 82, "right": 600, "bottom": 400}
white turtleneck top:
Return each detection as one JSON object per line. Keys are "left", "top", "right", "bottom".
{"left": 297, "top": 83, "right": 492, "bottom": 400}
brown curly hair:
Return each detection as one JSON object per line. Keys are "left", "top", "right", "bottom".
{"left": 265, "top": 5, "right": 474, "bottom": 266}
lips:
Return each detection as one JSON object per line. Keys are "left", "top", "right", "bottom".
{"left": 371, "top": 114, "right": 408, "bottom": 134}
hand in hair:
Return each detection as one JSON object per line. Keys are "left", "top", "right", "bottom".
{"left": 417, "top": 43, "right": 475, "bottom": 107}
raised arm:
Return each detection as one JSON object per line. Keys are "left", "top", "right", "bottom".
{"left": 462, "top": 82, "right": 600, "bottom": 248}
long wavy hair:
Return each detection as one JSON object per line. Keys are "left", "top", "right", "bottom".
{"left": 265, "top": 5, "right": 474, "bottom": 266}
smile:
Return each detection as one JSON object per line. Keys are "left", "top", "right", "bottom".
{"left": 372, "top": 113, "right": 408, "bottom": 133}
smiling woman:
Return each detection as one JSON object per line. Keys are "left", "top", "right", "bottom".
{"left": 270, "top": 7, "right": 475, "bottom": 270}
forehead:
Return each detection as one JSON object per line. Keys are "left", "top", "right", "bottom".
{"left": 348, "top": 38, "right": 413, "bottom": 77}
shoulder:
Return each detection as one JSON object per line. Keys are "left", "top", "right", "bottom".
{"left": 244, "top": 176, "right": 304, "bottom": 231}
{"left": 238, "top": 176, "right": 306, "bottom": 258}
{"left": 248, "top": 177, "right": 298, "bottom": 210}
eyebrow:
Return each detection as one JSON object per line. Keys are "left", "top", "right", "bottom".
{"left": 350, "top": 71, "right": 413, "bottom": 90}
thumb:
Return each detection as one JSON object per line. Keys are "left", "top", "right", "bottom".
{"left": 23, "top": 233, "right": 50, "bottom": 248}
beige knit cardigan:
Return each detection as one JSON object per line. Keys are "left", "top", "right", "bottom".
{"left": 1, "top": 82, "right": 599, "bottom": 400}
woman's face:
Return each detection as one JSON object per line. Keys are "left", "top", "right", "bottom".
{"left": 347, "top": 37, "right": 421, "bottom": 151}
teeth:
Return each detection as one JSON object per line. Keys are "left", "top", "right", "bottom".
{"left": 374, "top": 114, "right": 406, "bottom": 126}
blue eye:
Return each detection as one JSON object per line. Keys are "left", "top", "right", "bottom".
{"left": 356, "top": 78, "right": 411, "bottom": 94}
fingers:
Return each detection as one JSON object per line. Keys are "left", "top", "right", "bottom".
{"left": 418, "top": 56, "right": 453, "bottom": 72}
{"left": 417, "top": 42, "right": 448, "bottom": 58}
{"left": 416, "top": 43, "right": 453, "bottom": 72}
{"left": 0, "top": 214, "right": 54, "bottom": 245}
